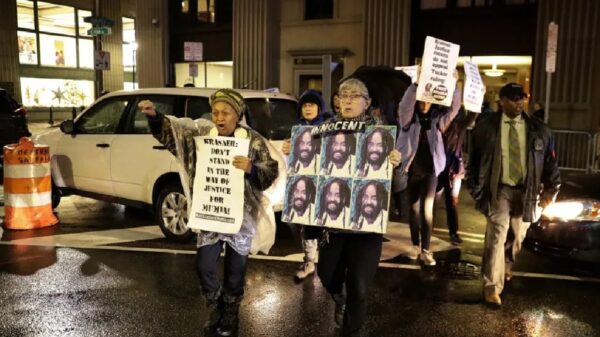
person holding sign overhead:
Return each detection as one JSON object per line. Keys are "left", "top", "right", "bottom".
{"left": 317, "top": 78, "right": 401, "bottom": 336}
{"left": 281, "top": 89, "right": 330, "bottom": 281}
{"left": 396, "top": 68, "right": 461, "bottom": 268}
{"left": 139, "top": 88, "right": 278, "bottom": 337}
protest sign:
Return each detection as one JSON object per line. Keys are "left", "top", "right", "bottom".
{"left": 395, "top": 65, "right": 419, "bottom": 83}
{"left": 282, "top": 125, "right": 396, "bottom": 234}
{"left": 463, "top": 61, "right": 486, "bottom": 113}
{"left": 416, "top": 36, "right": 460, "bottom": 107}
{"left": 188, "top": 136, "right": 250, "bottom": 233}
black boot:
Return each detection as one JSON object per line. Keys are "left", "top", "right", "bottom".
{"left": 332, "top": 292, "right": 346, "bottom": 327}
{"left": 203, "top": 290, "right": 222, "bottom": 336}
{"left": 216, "top": 295, "right": 241, "bottom": 337}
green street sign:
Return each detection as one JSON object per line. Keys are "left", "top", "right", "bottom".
{"left": 84, "top": 16, "right": 114, "bottom": 27}
{"left": 87, "top": 27, "right": 112, "bottom": 36}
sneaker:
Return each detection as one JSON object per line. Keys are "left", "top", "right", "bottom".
{"left": 420, "top": 249, "right": 436, "bottom": 266}
{"left": 450, "top": 233, "right": 463, "bottom": 245}
{"left": 295, "top": 262, "right": 315, "bottom": 280}
{"left": 406, "top": 245, "right": 420, "bottom": 260}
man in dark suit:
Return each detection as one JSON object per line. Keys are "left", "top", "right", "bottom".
{"left": 467, "top": 83, "right": 560, "bottom": 307}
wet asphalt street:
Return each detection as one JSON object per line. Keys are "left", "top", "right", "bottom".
{"left": 1, "top": 123, "right": 600, "bottom": 337}
{"left": 1, "top": 190, "right": 600, "bottom": 337}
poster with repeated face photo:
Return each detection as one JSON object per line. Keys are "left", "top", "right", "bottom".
{"left": 355, "top": 126, "right": 396, "bottom": 180}
{"left": 281, "top": 175, "right": 318, "bottom": 225}
{"left": 314, "top": 176, "right": 352, "bottom": 229}
{"left": 320, "top": 131, "right": 357, "bottom": 177}
{"left": 281, "top": 125, "right": 397, "bottom": 234}
{"left": 348, "top": 179, "right": 391, "bottom": 234}
{"left": 287, "top": 126, "right": 321, "bottom": 175}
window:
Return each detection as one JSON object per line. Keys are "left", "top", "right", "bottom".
{"left": 305, "top": 0, "right": 333, "bottom": 20}
{"left": 123, "top": 17, "right": 137, "bottom": 88}
{"left": 129, "top": 96, "right": 176, "bottom": 134}
{"left": 184, "top": 97, "right": 211, "bottom": 119}
{"left": 78, "top": 38, "right": 94, "bottom": 69}
{"left": 37, "top": 2, "right": 76, "bottom": 36}
{"left": 78, "top": 10, "right": 92, "bottom": 36}
{"left": 17, "top": 0, "right": 35, "bottom": 29}
{"left": 17, "top": 31, "right": 38, "bottom": 65}
{"left": 198, "top": 0, "right": 215, "bottom": 23}
{"left": 245, "top": 99, "right": 298, "bottom": 141}
{"left": 182, "top": 0, "right": 189, "bottom": 13}
{"left": 39, "top": 34, "right": 76, "bottom": 67}
{"left": 16, "top": 1, "right": 96, "bottom": 69}
{"left": 76, "top": 98, "right": 130, "bottom": 134}
{"left": 20, "top": 77, "right": 94, "bottom": 107}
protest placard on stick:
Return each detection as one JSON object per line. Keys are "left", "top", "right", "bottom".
{"left": 463, "top": 61, "right": 486, "bottom": 113}
{"left": 416, "top": 36, "right": 460, "bottom": 107}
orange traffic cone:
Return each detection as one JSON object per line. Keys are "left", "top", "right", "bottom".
{"left": 3, "top": 137, "right": 58, "bottom": 229}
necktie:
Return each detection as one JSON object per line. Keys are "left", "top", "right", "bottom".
{"left": 507, "top": 120, "right": 522, "bottom": 184}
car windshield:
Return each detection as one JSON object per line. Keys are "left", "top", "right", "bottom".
{"left": 245, "top": 98, "right": 297, "bottom": 140}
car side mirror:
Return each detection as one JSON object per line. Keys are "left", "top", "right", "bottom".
{"left": 60, "top": 120, "right": 75, "bottom": 134}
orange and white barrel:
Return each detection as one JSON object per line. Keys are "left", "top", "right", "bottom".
{"left": 3, "top": 137, "right": 58, "bottom": 230}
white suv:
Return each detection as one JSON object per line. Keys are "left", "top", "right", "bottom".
{"left": 34, "top": 88, "right": 296, "bottom": 241}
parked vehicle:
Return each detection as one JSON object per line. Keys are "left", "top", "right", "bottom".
{"left": 0, "top": 88, "right": 30, "bottom": 161}
{"left": 34, "top": 88, "right": 297, "bottom": 242}
{"left": 526, "top": 173, "right": 600, "bottom": 263}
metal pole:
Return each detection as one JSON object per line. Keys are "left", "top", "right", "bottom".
{"left": 322, "top": 55, "right": 332, "bottom": 113}
{"left": 94, "top": 0, "right": 103, "bottom": 98}
{"left": 48, "top": 106, "right": 53, "bottom": 125}
{"left": 204, "top": 62, "right": 208, "bottom": 88}
{"left": 544, "top": 72, "right": 552, "bottom": 124}
{"left": 133, "top": 49, "right": 136, "bottom": 89}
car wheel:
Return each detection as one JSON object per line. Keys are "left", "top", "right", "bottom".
{"left": 155, "top": 183, "right": 194, "bottom": 242}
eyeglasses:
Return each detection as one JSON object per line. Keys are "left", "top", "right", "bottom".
{"left": 339, "top": 94, "right": 365, "bottom": 102}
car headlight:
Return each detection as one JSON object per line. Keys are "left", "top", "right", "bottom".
{"left": 542, "top": 199, "right": 600, "bottom": 221}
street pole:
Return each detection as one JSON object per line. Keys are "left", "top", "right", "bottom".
{"left": 544, "top": 72, "right": 551, "bottom": 124}
{"left": 94, "top": 0, "right": 103, "bottom": 98}
{"left": 132, "top": 46, "right": 136, "bottom": 89}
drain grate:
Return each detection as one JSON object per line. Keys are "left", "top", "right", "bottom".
{"left": 437, "top": 260, "right": 481, "bottom": 280}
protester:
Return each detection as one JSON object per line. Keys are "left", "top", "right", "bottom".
{"left": 436, "top": 109, "right": 478, "bottom": 244}
{"left": 396, "top": 71, "right": 461, "bottom": 267}
{"left": 317, "top": 78, "right": 401, "bottom": 336}
{"left": 139, "top": 88, "right": 279, "bottom": 336}
{"left": 467, "top": 83, "right": 560, "bottom": 307}
{"left": 532, "top": 101, "right": 545, "bottom": 121}
{"left": 331, "top": 90, "right": 341, "bottom": 116}
{"left": 281, "top": 89, "right": 329, "bottom": 281}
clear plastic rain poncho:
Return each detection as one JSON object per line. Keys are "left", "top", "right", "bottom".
{"left": 150, "top": 115, "right": 281, "bottom": 255}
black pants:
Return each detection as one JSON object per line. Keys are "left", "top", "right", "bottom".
{"left": 317, "top": 232, "right": 383, "bottom": 334}
{"left": 436, "top": 168, "right": 459, "bottom": 235}
{"left": 407, "top": 173, "right": 438, "bottom": 250}
{"left": 196, "top": 241, "right": 248, "bottom": 298}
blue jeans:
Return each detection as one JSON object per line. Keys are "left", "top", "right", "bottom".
{"left": 196, "top": 241, "right": 248, "bottom": 298}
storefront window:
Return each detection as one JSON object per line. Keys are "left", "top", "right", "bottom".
{"left": 37, "top": 2, "right": 76, "bottom": 36}
{"left": 20, "top": 77, "right": 94, "bottom": 107}
{"left": 39, "top": 34, "right": 76, "bottom": 67}
{"left": 17, "top": 31, "right": 38, "bottom": 65}
{"left": 78, "top": 9, "right": 92, "bottom": 36}
{"left": 17, "top": 0, "right": 35, "bottom": 30}
{"left": 79, "top": 38, "right": 94, "bottom": 69}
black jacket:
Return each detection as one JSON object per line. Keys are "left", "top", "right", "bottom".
{"left": 466, "top": 112, "right": 560, "bottom": 222}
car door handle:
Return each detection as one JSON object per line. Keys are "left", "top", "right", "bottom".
{"left": 96, "top": 143, "right": 110, "bottom": 148}
{"left": 153, "top": 145, "right": 167, "bottom": 150}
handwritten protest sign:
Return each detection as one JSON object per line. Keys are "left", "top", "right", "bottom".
{"left": 282, "top": 124, "right": 396, "bottom": 234}
{"left": 188, "top": 136, "right": 250, "bottom": 233}
{"left": 416, "top": 36, "right": 460, "bottom": 107}
{"left": 396, "top": 65, "right": 419, "bottom": 83}
{"left": 463, "top": 61, "right": 486, "bottom": 113}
